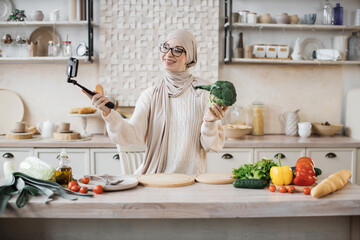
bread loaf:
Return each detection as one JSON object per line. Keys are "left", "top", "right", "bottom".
{"left": 78, "top": 107, "right": 97, "bottom": 114}
{"left": 69, "top": 107, "right": 81, "bottom": 114}
{"left": 311, "top": 169, "right": 352, "bottom": 198}
{"left": 96, "top": 84, "right": 104, "bottom": 95}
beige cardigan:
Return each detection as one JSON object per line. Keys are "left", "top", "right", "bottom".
{"left": 103, "top": 83, "right": 225, "bottom": 175}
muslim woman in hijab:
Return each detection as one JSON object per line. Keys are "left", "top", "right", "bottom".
{"left": 88, "top": 29, "right": 228, "bottom": 175}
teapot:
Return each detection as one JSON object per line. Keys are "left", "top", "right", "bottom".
{"left": 280, "top": 109, "right": 300, "bottom": 136}
{"left": 36, "top": 120, "right": 57, "bottom": 138}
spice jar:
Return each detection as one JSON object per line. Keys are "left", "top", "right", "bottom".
{"left": 62, "top": 40, "right": 72, "bottom": 57}
{"left": 252, "top": 100, "right": 264, "bottom": 136}
{"left": 55, "top": 150, "right": 72, "bottom": 187}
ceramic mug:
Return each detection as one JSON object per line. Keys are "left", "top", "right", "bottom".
{"left": 298, "top": 122, "right": 312, "bottom": 138}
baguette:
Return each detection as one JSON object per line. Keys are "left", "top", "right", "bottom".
{"left": 78, "top": 107, "right": 97, "bottom": 114}
{"left": 96, "top": 84, "right": 104, "bottom": 95}
{"left": 311, "top": 169, "right": 352, "bottom": 198}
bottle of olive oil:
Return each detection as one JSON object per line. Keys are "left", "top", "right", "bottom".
{"left": 55, "top": 150, "right": 72, "bottom": 187}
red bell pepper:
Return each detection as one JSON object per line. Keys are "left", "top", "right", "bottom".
{"left": 293, "top": 157, "right": 316, "bottom": 186}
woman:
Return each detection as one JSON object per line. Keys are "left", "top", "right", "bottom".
{"left": 88, "top": 29, "right": 227, "bottom": 175}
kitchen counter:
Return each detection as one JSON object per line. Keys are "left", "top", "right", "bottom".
{"left": 1, "top": 134, "right": 360, "bottom": 148}
{"left": 1, "top": 182, "right": 360, "bottom": 239}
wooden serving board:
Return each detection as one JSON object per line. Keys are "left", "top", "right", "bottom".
{"left": 274, "top": 182, "right": 317, "bottom": 192}
{"left": 5, "top": 132, "right": 33, "bottom": 140}
{"left": 53, "top": 132, "right": 81, "bottom": 140}
{"left": 137, "top": 173, "right": 195, "bottom": 188}
{"left": 195, "top": 173, "right": 236, "bottom": 184}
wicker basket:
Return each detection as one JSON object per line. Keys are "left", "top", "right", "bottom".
{"left": 312, "top": 123, "right": 343, "bottom": 136}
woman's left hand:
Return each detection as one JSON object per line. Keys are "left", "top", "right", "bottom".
{"left": 203, "top": 104, "right": 228, "bottom": 122}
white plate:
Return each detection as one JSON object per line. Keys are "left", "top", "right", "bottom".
{"left": 0, "top": 0, "right": 12, "bottom": 21}
{"left": 68, "top": 112, "right": 100, "bottom": 117}
{"left": 78, "top": 175, "right": 138, "bottom": 191}
{"left": 0, "top": 89, "right": 24, "bottom": 134}
{"left": 300, "top": 38, "right": 324, "bottom": 60}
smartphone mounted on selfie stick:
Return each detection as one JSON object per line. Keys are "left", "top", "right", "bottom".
{"left": 66, "top": 57, "right": 115, "bottom": 109}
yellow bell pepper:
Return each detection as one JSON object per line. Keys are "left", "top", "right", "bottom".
{"left": 270, "top": 154, "right": 293, "bottom": 186}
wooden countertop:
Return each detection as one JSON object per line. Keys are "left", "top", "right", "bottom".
{"left": 0, "top": 134, "right": 360, "bottom": 148}
{"left": 2, "top": 181, "right": 360, "bottom": 219}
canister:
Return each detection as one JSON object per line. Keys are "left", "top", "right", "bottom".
{"left": 265, "top": 44, "right": 277, "bottom": 58}
{"left": 253, "top": 44, "right": 265, "bottom": 58}
{"left": 238, "top": 10, "right": 249, "bottom": 23}
{"left": 277, "top": 45, "right": 289, "bottom": 59}
{"left": 247, "top": 12, "right": 257, "bottom": 24}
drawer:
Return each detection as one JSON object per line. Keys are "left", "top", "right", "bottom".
{"left": 0, "top": 148, "right": 33, "bottom": 178}
{"left": 306, "top": 148, "right": 356, "bottom": 181}
{"left": 254, "top": 148, "right": 305, "bottom": 166}
{"left": 90, "top": 148, "right": 123, "bottom": 175}
{"left": 206, "top": 148, "right": 253, "bottom": 173}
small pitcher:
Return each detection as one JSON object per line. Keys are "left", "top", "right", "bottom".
{"left": 280, "top": 109, "right": 300, "bottom": 136}
{"left": 298, "top": 122, "right": 312, "bottom": 138}
{"left": 36, "top": 120, "right": 57, "bottom": 138}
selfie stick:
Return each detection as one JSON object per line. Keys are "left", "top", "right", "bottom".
{"left": 66, "top": 59, "right": 115, "bottom": 109}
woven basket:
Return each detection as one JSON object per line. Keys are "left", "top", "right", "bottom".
{"left": 224, "top": 125, "right": 252, "bottom": 139}
{"left": 312, "top": 123, "right": 343, "bottom": 136}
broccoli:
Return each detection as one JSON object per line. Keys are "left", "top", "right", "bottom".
{"left": 194, "top": 80, "right": 237, "bottom": 107}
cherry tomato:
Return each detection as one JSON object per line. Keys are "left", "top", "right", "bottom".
{"left": 71, "top": 185, "right": 80, "bottom": 192}
{"left": 82, "top": 177, "right": 90, "bottom": 184}
{"left": 303, "top": 187, "right": 311, "bottom": 195}
{"left": 93, "top": 185, "right": 103, "bottom": 194}
{"left": 80, "top": 186, "right": 88, "bottom": 194}
{"left": 278, "top": 186, "right": 287, "bottom": 193}
{"left": 269, "top": 185, "right": 276, "bottom": 192}
{"left": 288, "top": 186, "right": 296, "bottom": 194}
{"left": 68, "top": 181, "right": 78, "bottom": 189}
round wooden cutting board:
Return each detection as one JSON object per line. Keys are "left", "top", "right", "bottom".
{"left": 195, "top": 173, "right": 236, "bottom": 184}
{"left": 53, "top": 132, "right": 81, "bottom": 140}
{"left": 5, "top": 132, "right": 33, "bottom": 140}
{"left": 137, "top": 173, "right": 195, "bottom": 187}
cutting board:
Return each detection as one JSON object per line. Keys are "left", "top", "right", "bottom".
{"left": 274, "top": 182, "right": 317, "bottom": 192}
{"left": 53, "top": 132, "right": 81, "bottom": 140}
{"left": 6, "top": 132, "right": 33, "bottom": 140}
{"left": 137, "top": 173, "right": 195, "bottom": 187}
{"left": 195, "top": 173, "right": 236, "bottom": 184}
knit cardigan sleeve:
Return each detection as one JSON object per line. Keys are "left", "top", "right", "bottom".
{"left": 102, "top": 88, "right": 153, "bottom": 146}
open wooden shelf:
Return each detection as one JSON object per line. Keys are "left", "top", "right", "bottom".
{"left": 226, "top": 58, "right": 360, "bottom": 65}
{"left": 0, "top": 21, "right": 97, "bottom": 27}
{"left": 0, "top": 56, "right": 94, "bottom": 64}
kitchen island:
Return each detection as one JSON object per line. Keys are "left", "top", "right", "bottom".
{"left": 1, "top": 180, "right": 360, "bottom": 240}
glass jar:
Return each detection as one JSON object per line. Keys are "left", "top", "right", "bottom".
{"left": 252, "top": 100, "right": 264, "bottom": 136}
{"left": 48, "top": 41, "right": 55, "bottom": 56}
{"left": 62, "top": 41, "right": 72, "bottom": 57}
{"left": 55, "top": 150, "right": 72, "bottom": 187}
{"left": 230, "top": 104, "right": 245, "bottom": 125}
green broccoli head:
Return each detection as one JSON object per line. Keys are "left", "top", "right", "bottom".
{"left": 194, "top": 80, "right": 237, "bottom": 107}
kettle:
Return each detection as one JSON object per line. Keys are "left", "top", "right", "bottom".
{"left": 36, "top": 120, "right": 57, "bottom": 138}
{"left": 280, "top": 109, "right": 300, "bottom": 136}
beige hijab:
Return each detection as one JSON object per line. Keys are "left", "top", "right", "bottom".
{"left": 136, "top": 30, "right": 198, "bottom": 174}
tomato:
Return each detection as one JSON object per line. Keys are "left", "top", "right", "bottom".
{"left": 269, "top": 185, "right": 276, "bottom": 192}
{"left": 288, "top": 186, "right": 296, "bottom": 194}
{"left": 68, "top": 181, "right": 78, "bottom": 189}
{"left": 278, "top": 186, "right": 287, "bottom": 193}
{"left": 80, "top": 186, "right": 88, "bottom": 194}
{"left": 71, "top": 185, "right": 80, "bottom": 192}
{"left": 93, "top": 185, "right": 103, "bottom": 194}
{"left": 303, "top": 187, "right": 311, "bottom": 195}
{"left": 82, "top": 177, "right": 90, "bottom": 184}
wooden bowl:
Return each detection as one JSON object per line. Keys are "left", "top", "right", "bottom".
{"left": 224, "top": 124, "right": 252, "bottom": 139}
{"left": 311, "top": 123, "right": 343, "bottom": 136}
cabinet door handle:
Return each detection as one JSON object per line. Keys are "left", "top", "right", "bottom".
{"left": 113, "top": 154, "right": 120, "bottom": 160}
{"left": 222, "top": 153, "right": 233, "bottom": 159}
{"left": 325, "top": 152, "right": 337, "bottom": 158}
{"left": 274, "top": 153, "right": 286, "bottom": 159}
{"left": 2, "top": 153, "right": 14, "bottom": 159}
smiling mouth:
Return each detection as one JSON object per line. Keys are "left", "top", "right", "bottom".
{"left": 165, "top": 59, "right": 176, "bottom": 63}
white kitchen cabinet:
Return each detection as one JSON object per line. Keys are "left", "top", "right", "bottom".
{"left": 254, "top": 148, "right": 305, "bottom": 166}
{"left": 206, "top": 148, "right": 253, "bottom": 173}
{"left": 306, "top": 148, "right": 356, "bottom": 182}
{"left": 0, "top": 148, "right": 33, "bottom": 178}
{"left": 33, "top": 148, "right": 90, "bottom": 178}
{"left": 90, "top": 148, "right": 123, "bottom": 175}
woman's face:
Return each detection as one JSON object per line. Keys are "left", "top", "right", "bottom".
{"left": 161, "top": 39, "right": 186, "bottom": 72}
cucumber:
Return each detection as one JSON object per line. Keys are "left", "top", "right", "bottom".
{"left": 291, "top": 167, "right": 322, "bottom": 176}
{"left": 232, "top": 179, "right": 268, "bottom": 189}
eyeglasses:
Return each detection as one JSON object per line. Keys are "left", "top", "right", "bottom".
{"left": 159, "top": 43, "right": 186, "bottom": 57}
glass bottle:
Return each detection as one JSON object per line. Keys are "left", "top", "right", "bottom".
{"left": 48, "top": 41, "right": 55, "bottom": 56}
{"left": 322, "top": 0, "right": 333, "bottom": 25}
{"left": 333, "top": 3, "right": 343, "bottom": 25}
{"left": 55, "top": 150, "right": 72, "bottom": 187}
{"left": 236, "top": 32, "right": 244, "bottom": 58}
{"left": 348, "top": 32, "right": 360, "bottom": 61}
{"left": 252, "top": 100, "right": 264, "bottom": 136}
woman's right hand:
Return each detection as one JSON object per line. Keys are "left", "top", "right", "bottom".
{"left": 82, "top": 90, "right": 111, "bottom": 116}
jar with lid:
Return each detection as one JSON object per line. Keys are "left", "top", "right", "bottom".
{"left": 55, "top": 150, "right": 72, "bottom": 187}
{"left": 252, "top": 100, "right": 264, "bottom": 136}
{"left": 62, "top": 41, "right": 72, "bottom": 57}
{"left": 48, "top": 41, "right": 55, "bottom": 56}
{"left": 230, "top": 103, "right": 245, "bottom": 125}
